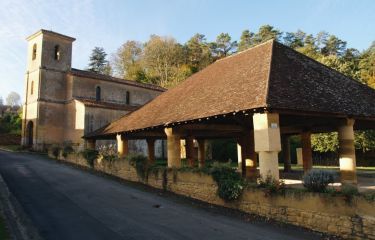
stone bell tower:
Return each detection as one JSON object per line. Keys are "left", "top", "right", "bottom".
{"left": 21, "top": 30, "right": 75, "bottom": 150}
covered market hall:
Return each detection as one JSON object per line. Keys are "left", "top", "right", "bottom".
{"left": 84, "top": 40, "right": 375, "bottom": 187}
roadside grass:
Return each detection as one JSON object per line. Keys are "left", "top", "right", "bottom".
{"left": 0, "top": 145, "right": 22, "bottom": 152}
{"left": 0, "top": 213, "right": 10, "bottom": 240}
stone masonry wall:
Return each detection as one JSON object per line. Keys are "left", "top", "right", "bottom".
{"left": 51, "top": 152, "right": 375, "bottom": 239}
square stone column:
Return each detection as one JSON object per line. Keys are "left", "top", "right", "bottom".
{"left": 253, "top": 113, "right": 281, "bottom": 180}
{"left": 338, "top": 119, "right": 357, "bottom": 185}
{"left": 86, "top": 139, "right": 96, "bottom": 150}
{"left": 146, "top": 139, "right": 155, "bottom": 165}
{"left": 197, "top": 139, "right": 206, "bottom": 168}
{"left": 301, "top": 131, "right": 312, "bottom": 172}
{"left": 164, "top": 128, "right": 181, "bottom": 168}
{"left": 185, "top": 136, "right": 195, "bottom": 167}
{"left": 116, "top": 134, "right": 129, "bottom": 158}
{"left": 237, "top": 131, "right": 257, "bottom": 178}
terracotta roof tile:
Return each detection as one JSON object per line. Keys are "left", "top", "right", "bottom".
{"left": 75, "top": 98, "right": 139, "bottom": 111}
{"left": 86, "top": 40, "right": 375, "bottom": 138}
{"left": 69, "top": 68, "right": 166, "bottom": 92}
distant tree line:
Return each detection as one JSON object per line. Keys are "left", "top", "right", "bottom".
{"left": 86, "top": 24, "right": 375, "bottom": 153}
{"left": 87, "top": 24, "right": 375, "bottom": 90}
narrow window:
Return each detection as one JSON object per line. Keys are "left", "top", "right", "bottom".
{"left": 30, "top": 81, "right": 34, "bottom": 95}
{"left": 54, "top": 45, "right": 60, "bottom": 60}
{"left": 126, "top": 91, "right": 130, "bottom": 104}
{"left": 32, "top": 44, "right": 37, "bottom": 60}
{"left": 96, "top": 86, "right": 101, "bottom": 101}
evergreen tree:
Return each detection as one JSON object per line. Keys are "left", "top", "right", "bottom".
{"left": 210, "top": 33, "right": 238, "bottom": 59}
{"left": 87, "top": 47, "right": 110, "bottom": 74}
{"left": 238, "top": 30, "right": 254, "bottom": 51}
{"left": 254, "top": 25, "right": 281, "bottom": 44}
{"left": 185, "top": 33, "right": 212, "bottom": 72}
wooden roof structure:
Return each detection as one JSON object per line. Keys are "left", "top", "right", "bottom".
{"left": 85, "top": 40, "right": 375, "bottom": 139}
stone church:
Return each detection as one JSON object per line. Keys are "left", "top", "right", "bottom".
{"left": 21, "top": 29, "right": 165, "bottom": 154}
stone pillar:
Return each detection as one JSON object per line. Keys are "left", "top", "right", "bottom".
{"left": 253, "top": 113, "right": 281, "bottom": 180}
{"left": 146, "top": 139, "right": 155, "bottom": 165}
{"left": 86, "top": 139, "right": 96, "bottom": 150}
{"left": 197, "top": 139, "right": 205, "bottom": 168}
{"left": 282, "top": 135, "right": 291, "bottom": 172}
{"left": 164, "top": 128, "right": 181, "bottom": 168}
{"left": 301, "top": 131, "right": 312, "bottom": 172}
{"left": 338, "top": 119, "right": 357, "bottom": 185}
{"left": 237, "top": 132, "right": 257, "bottom": 178}
{"left": 116, "top": 134, "right": 128, "bottom": 158}
{"left": 185, "top": 136, "right": 195, "bottom": 167}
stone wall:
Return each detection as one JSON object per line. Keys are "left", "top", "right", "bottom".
{"left": 51, "top": 152, "right": 375, "bottom": 239}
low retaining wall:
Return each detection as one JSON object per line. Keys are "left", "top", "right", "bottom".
{"left": 51, "top": 152, "right": 375, "bottom": 239}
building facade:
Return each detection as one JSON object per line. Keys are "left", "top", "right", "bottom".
{"left": 21, "top": 30, "right": 165, "bottom": 153}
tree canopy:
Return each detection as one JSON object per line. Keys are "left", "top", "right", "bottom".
{"left": 89, "top": 25, "right": 375, "bottom": 152}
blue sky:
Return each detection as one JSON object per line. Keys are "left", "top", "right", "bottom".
{"left": 0, "top": 0, "right": 374, "bottom": 102}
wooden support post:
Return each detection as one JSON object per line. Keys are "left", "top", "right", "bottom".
{"left": 282, "top": 135, "right": 291, "bottom": 172}
{"left": 146, "top": 139, "right": 155, "bottom": 165}
{"left": 301, "top": 131, "right": 312, "bottom": 172}
{"left": 197, "top": 139, "right": 205, "bottom": 168}
{"left": 86, "top": 139, "right": 96, "bottom": 150}
{"left": 185, "top": 136, "right": 195, "bottom": 167}
{"left": 237, "top": 132, "right": 257, "bottom": 179}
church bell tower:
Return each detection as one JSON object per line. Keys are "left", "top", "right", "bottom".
{"left": 22, "top": 30, "right": 75, "bottom": 149}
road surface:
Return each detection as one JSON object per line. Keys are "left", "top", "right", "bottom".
{"left": 0, "top": 150, "right": 322, "bottom": 240}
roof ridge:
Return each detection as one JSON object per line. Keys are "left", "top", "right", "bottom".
{"left": 216, "top": 39, "right": 276, "bottom": 63}
{"left": 270, "top": 41, "right": 374, "bottom": 92}
{"left": 69, "top": 68, "right": 166, "bottom": 91}
{"left": 264, "top": 40, "right": 276, "bottom": 108}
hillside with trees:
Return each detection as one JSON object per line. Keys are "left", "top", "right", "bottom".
{"left": 87, "top": 25, "right": 375, "bottom": 158}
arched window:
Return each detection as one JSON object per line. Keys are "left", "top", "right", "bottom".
{"left": 30, "top": 81, "right": 34, "bottom": 95}
{"left": 32, "top": 44, "right": 37, "bottom": 60}
{"left": 54, "top": 45, "right": 60, "bottom": 60}
{"left": 96, "top": 86, "right": 101, "bottom": 101}
{"left": 126, "top": 91, "right": 130, "bottom": 104}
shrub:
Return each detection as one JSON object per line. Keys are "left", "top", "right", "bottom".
{"left": 302, "top": 170, "right": 334, "bottom": 192}
{"left": 258, "top": 173, "right": 286, "bottom": 195}
{"left": 51, "top": 145, "right": 60, "bottom": 159}
{"left": 81, "top": 149, "right": 98, "bottom": 167}
{"left": 210, "top": 163, "right": 244, "bottom": 201}
{"left": 62, "top": 143, "right": 74, "bottom": 158}
{"left": 341, "top": 184, "right": 359, "bottom": 202}
{"left": 98, "top": 144, "right": 118, "bottom": 162}
{"left": 127, "top": 154, "right": 148, "bottom": 180}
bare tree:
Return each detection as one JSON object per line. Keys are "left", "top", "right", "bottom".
{"left": 6, "top": 92, "right": 21, "bottom": 107}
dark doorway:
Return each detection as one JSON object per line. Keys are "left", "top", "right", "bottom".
{"left": 26, "top": 121, "right": 33, "bottom": 147}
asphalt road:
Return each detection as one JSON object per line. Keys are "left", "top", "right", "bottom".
{"left": 0, "top": 150, "right": 322, "bottom": 240}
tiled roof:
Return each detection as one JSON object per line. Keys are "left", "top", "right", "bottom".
{"left": 86, "top": 40, "right": 375, "bottom": 138}
{"left": 69, "top": 68, "right": 166, "bottom": 92}
{"left": 75, "top": 98, "right": 139, "bottom": 111}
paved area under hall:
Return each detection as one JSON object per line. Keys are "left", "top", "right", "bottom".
{"left": 279, "top": 166, "right": 375, "bottom": 192}
{"left": 0, "top": 150, "right": 322, "bottom": 240}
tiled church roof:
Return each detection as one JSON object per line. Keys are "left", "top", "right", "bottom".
{"left": 69, "top": 68, "right": 166, "bottom": 92}
{"left": 85, "top": 40, "right": 375, "bottom": 138}
{"left": 75, "top": 98, "right": 140, "bottom": 111}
